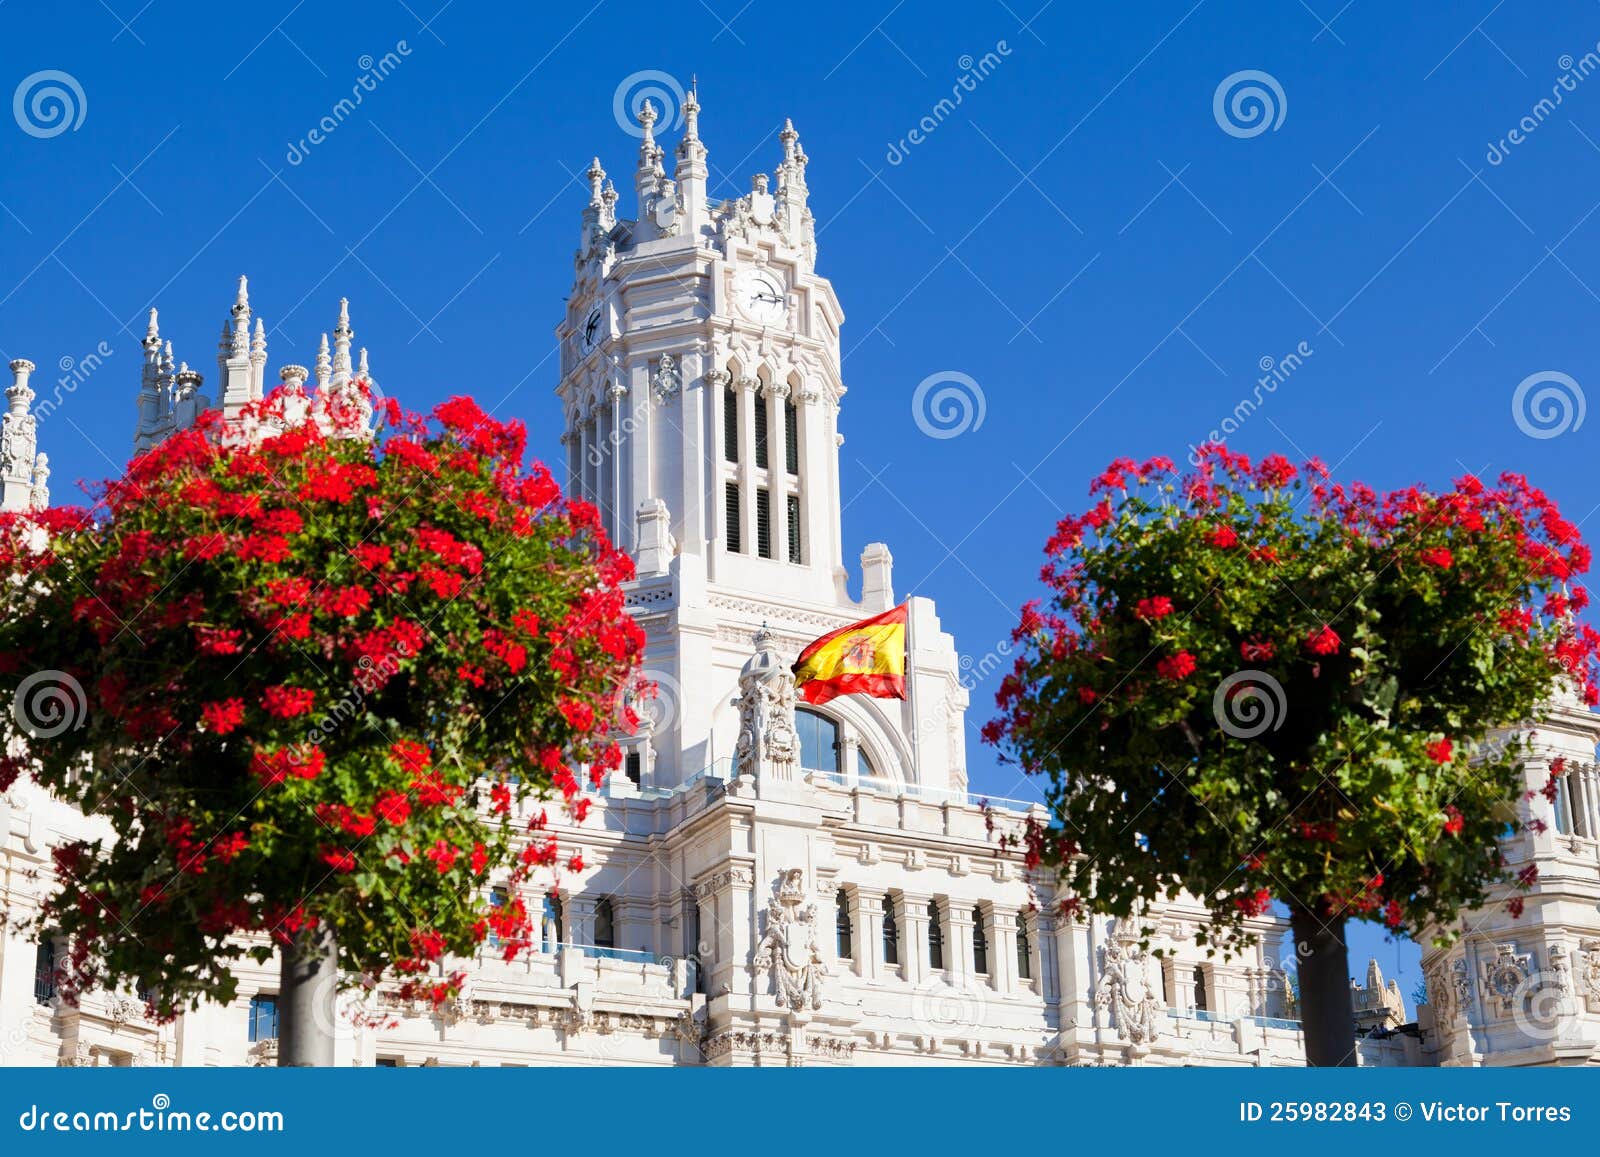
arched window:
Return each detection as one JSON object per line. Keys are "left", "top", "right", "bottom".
{"left": 593, "top": 897, "right": 615, "bottom": 949}
{"left": 882, "top": 895, "right": 900, "bottom": 966}
{"left": 541, "top": 894, "right": 564, "bottom": 953}
{"left": 1016, "top": 914, "right": 1032, "bottom": 981}
{"left": 835, "top": 890, "right": 853, "bottom": 960}
{"left": 723, "top": 383, "right": 739, "bottom": 463}
{"left": 754, "top": 389, "right": 770, "bottom": 469}
{"left": 927, "top": 901, "right": 945, "bottom": 970}
{"left": 797, "top": 708, "right": 841, "bottom": 775}
{"left": 1193, "top": 966, "right": 1209, "bottom": 1012}
{"left": 972, "top": 908, "right": 989, "bottom": 974}
{"left": 784, "top": 398, "right": 799, "bottom": 475}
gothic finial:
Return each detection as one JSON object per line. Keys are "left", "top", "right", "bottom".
{"left": 637, "top": 99, "right": 658, "bottom": 162}
{"left": 587, "top": 156, "right": 606, "bottom": 204}
{"left": 315, "top": 333, "right": 332, "bottom": 389}
{"left": 683, "top": 84, "right": 700, "bottom": 141}
{"left": 144, "top": 308, "right": 160, "bottom": 346}
{"left": 7, "top": 358, "right": 35, "bottom": 401}
{"left": 160, "top": 340, "right": 175, "bottom": 378}
{"left": 780, "top": 118, "right": 798, "bottom": 162}
{"left": 234, "top": 275, "right": 249, "bottom": 309}
{"left": 357, "top": 347, "right": 371, "bottom": 380}
{"left": 251, "top": 317, "right": 267, "bottom": 363}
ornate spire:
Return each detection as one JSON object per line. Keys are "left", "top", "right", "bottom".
{"left": 251, "top": 317, "right": 267, "bottom": 364}
{"left": 332, "top": 299, "right": 353, "bottom": 384}
{"left": 357, "top": 347, "right": 373, "bottom": 384}
{"left": 2, "top": 360, "right": 39, "bottom": 513}
{"left": 315, "top": 333, "right": 332, "bottom": 389}
{"left": 586, "top": 156, "right": 606, "bottom": 206}
{"left": 230, "top": 275, "right": 251, "bottom": 358}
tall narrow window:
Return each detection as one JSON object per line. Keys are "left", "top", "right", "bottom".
{"left": 248, "top": 996, "right": 279, "bottom": 1042}
{"left": 836, "top": 890, "right": 853, "bottom": 960}
{"left": 797, "top": 709, "right": 842, "bottom": 775}
{"left": 723, "top": 386, "right": 739, "bottom": 462}
{"left": 927, "top": 901, "right": 945, "bottom": 970}
{"left": 1193, "top": 966, "right": 1209, "bottom": 1012}
{"left": 34, "top": 941, "right": 55, "bottom": 1006}
{"left": 1017, "top": 915, "right": 1033, "bottom": 980}
{"left": 593, "top": 898, "right": 615, "bottom": 949}
{"left": 754, "top": 393, "right": 769, "bottom": 469}
{"left": 756, "top": 488, "right": 773, "bottom": 559}
{"left": 786, "top": 495, "right": 803, "bottom": 564}
{"left": 724, "top": 482, "right": 742, "bottom": 553}
{"left": 972, "top": 908, "right": 989, "bottom": 974}
{"left": 625, "top": 750, "right": 642, "bottom": 786}
{"left": 488, "top": 886, "right": 509, "bottom": 947}
{"left": 542, "top": 894, "right": 564, "bottom": 952}
{"left": 785, "top": 398, "right": 799, "bottom": 475}
{"left": 882, "top": 896, "right": 900, "bottom": 966}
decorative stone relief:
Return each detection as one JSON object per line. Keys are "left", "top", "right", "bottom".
{"left": 733, "top": 627, "right": 799, "bottom": 781}
{"left": 651, "top": 355, "right": 681, "bottom": 404}
{"left": 753, "top": 869, "right": 826, "bottom": 1011}
{"left": 1095, "top": 919, "right": 1164, "bottom": 1046}
{"left": 1580, "top": 939, "right": 1600, "bottom": 1004}
{"left": 1482, "top": 943, "right": 1534, "bottom": 1017}
{"left": 694, "top": 867, "right": 754, "bottom": 900}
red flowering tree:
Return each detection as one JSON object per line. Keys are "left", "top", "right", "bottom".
{"left": 986, "top": 449, "right": 1598, "bottom": 1066}
{"left": 0, "top": 388, "right": 645, "bottom": 1061}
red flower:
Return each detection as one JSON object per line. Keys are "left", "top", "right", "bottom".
{"left": 1077, "top": 686, "right": 1098, "bottom": 705}
{"left": 1419, "top": 546, "right": 1453, "bottom": 569}
{"left": 1304, "top": 625, "right": 1341, "bottom": 656}
{"left": 1426, "top": 737, "right": 1453, "bottom": 765}
{"left": 560, "top": 700, "right": 596, "bottom": 731}
{"left": 1135, "top": 595, "right": 1174, "bottom": 620}
{"left": 1442, "top": 806, "right": 1464, "bottom": 836}
{"left": 490, "top": 782, "right": 512, "bottom": 815}
{"left": 469, "top": 843, "right": 489, "bottom": 876}
{"left": 1207, "top": 524, "right": 1238, "bottom": 549}
{"left": 1233, "top": 887, "right": 1272, "bottom": 917}
{"left": 374, "top": 791, "right": 412, "bottom": 826}
{"left": 261, "top": 685, "right": 315, "bottom": 719}
{"left": 390, "top": 739, "right": 431, "bottom": 775}
{"left": 201, "top": 698, "right": 246, "bottom": 735}
{"left": 1383, "top": 900, "right": 1403, "bottom": 929}
{"left": 424, "top": 840, "right": 459, "bottom": 874}
{"left": 319, "top": 585, "right": 372, "bottom": 617}
{"left": 1239, "top": 637, "right": 1275, "bottom": 662}
{"left": 1155, "top": 651, "right": 1196, "bottom": 680}
{"left": 320, "top": 848, "right": 357, "bottom": 873}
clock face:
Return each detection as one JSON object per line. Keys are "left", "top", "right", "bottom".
{"left": 581, "top": 307, "right": 602, "bottom": 353}
{"left": 737, "top": 270, "right": 786, "bottom": 324}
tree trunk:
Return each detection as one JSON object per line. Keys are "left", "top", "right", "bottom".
{"left": 1289, "top": 905, "right": 1357, "bottom": 1067}
{"left": 277, "top": 925, "right": 337, "bottom": 1067}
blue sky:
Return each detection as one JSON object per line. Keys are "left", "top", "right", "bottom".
{"left": 9, "top": 0, "right": 1600, "bottom": 1001}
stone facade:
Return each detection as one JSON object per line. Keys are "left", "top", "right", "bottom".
{"left": 2, "top": 95, "right": 1598, "bottom": 1067}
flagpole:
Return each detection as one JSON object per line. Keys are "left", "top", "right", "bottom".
{"left": 905, "top": 595, "right": 922, "bottom": 793}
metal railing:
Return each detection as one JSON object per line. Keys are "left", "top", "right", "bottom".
{"left": 1168, "top": 1008, "right": 1302, "bottom": 1030}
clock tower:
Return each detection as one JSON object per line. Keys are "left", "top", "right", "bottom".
{"left": 556, "top": 90, "right": 970, "bottom": 798}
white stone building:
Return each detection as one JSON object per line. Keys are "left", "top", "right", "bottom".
{"left": 2, "top": 95, "right": 1598, "bottom": 1067}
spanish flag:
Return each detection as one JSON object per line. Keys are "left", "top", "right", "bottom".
{"left": 792, "top": 604, "right": 909, "bottom": 705}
